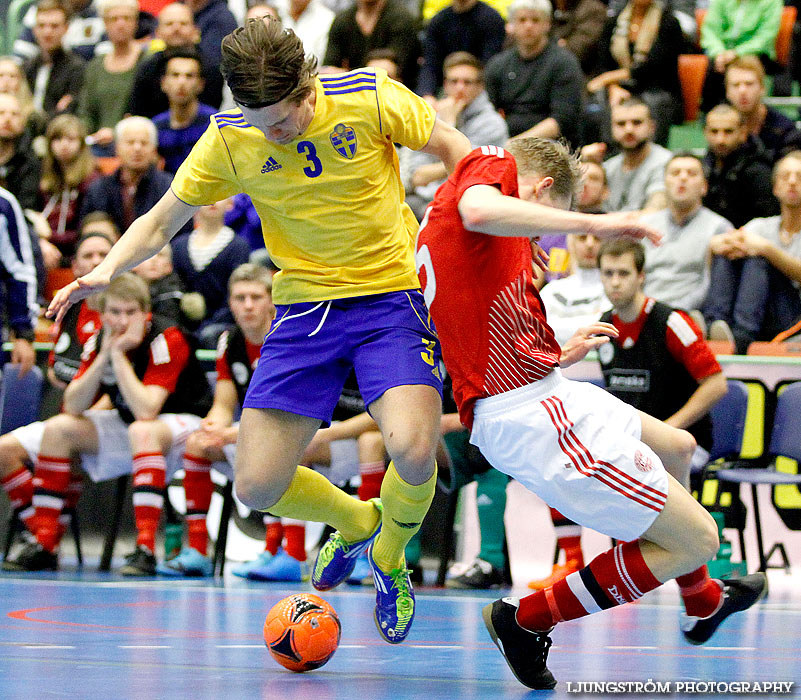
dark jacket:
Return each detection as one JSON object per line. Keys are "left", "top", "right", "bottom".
{"left": 0, "top": 130, "right": 42, "bottom": 210}
{"left": 193, "top": 0, "right": 238, "bottom": 71}
{"left": 552, "top": 0, "right": 608, "bottom": 74}
{"left": 23, "top": 48, "right": 86, "bottom": 117}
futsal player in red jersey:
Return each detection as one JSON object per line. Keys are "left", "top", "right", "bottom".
{"left": 415, "top": 138, "right": 766, "bottom": 689}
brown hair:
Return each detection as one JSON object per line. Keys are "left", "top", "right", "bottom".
{"left": 35, "top": 0, "right": 69, "bottom": 20}
{"left": 505, "top": 137, "right": 582, "bottom": 207}
{"left": 80, "top": 211, "right": 121, "bottom": 240}
{"left": 228, "top": 262, "right": 273, "bottom": 294}
{"left": 221, "top": 17, "right": 317, "bottom": 108}
{"left": 40, "top": 114, "right": 97, "bottom": 192}
{"left": 597, "top": 238, "right": 645, "bottom": 272}
{"left": 443, "top": 51, "right": 484, "bottom": 82}
{"left": 98, "top": 272, "right": 151, "bottom": 312}
{"left": 725, "top": 55, "right": 765, "bottom": 84}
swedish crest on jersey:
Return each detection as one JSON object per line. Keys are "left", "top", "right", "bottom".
{"left": 329, "top": 123, "right": 357, "bottom": 159}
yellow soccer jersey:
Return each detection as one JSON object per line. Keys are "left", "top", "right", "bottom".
{"left": 170, "top": 68, "right": 437, "bottom": 305}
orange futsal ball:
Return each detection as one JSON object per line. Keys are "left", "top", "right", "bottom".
{"left": 263, "top": 593, "right": 341, "bottom": 672}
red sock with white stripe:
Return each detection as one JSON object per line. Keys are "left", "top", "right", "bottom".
{"left": 31, "top": 455, "right": 71, "bottom": 552}
{"left": 676, "top": 565, "right": 723, "bottom": 617}
{"left": 263, "top": 515, "right": 282, "bottom": 555}
{"left": 358, "top": 461, "right": 385, "bottom": 501}
{"left": 132, "top": 452, "right": 166, "bottom": 553}
{"left": 183, "top": 454, "right": 214, "bottom": 555}
{"left": 1, "top": 466, "right": 34, "bottom": 529}
{"left": 517, "top": 541, "right": 662, "bottom": 631}
{"left": 550, "top": 508, "right": 584, "bottom": 567}
{"left": 282, "top": 518, "right": 306, "bottom": 561}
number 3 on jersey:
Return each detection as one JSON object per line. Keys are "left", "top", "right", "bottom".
{"left": 297, "top": 141, "right": 323, "bottom": 178}
{"left": 415, "top": 207, "right": 436, "bottom": 307}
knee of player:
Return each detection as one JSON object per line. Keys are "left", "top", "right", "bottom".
{"left": 675, "top": 428, "right": 697, "bottom": 466}
{"left": 357, "top": 430, "right": 385, "bottom": 460}
{"left": 42, "top": 413, "right": 86, "bottom": 448}
{"left": 387, "top": 432, "right": 437, "bottom": 471}
{"left": 0, "top": 434, "right": 27, "bottom": 474}
{"left": 184, "top": 430, "right": 207, "bottom": 459}
{"left": 127, "top": 420, "right": 166, "bottom": 452}
{"left": 690, "top": 507, "right": 720, "bottom": 563}
{"left": 233, "top": 469, "right": 277, "bottom": 510}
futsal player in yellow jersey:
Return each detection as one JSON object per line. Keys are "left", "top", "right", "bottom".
{"left": 48, "top": 17, "right": 471, "bottom": 643}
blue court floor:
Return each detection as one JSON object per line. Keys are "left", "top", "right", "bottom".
{"left": 0, "top": 565, "right": 799, "bottom": 700}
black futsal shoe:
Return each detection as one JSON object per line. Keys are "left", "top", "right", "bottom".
{"left": 482, "top": 597, "right": 557, "bottom": 689}
{"left": 2, "top": 540, "right": 58, "bottom": 571}
{"left": 681, "top": 573, "right": 768, "bottom": 645}
{"left": 120, "top": 546, "right": 157, "bottom": 576}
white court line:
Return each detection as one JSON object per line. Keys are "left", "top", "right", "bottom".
{"left": 408, "top": 645, "right": 463, "bottom": 649}
{"left": 22, "top": 645, "right": 75, "bottom": 649}
{"left": 702, "top": 646, "right": 757, "bottom": 651}
{"left": 215, "top": 645, "right": 264, "bottom": 649}
{"left": 118, "top": 645, "right": 172, "bottom": 649}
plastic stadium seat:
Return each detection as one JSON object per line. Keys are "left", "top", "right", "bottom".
{"left": 678, "top": 54, "right": 709, "bottom": 122}
{"left": 747, "top": 341, "right": 801, "bottom": 357}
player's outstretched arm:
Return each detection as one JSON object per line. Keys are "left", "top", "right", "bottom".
{"left": 457, "top": 185, "right": 662, "bottom": 246}
{"left": 419, "top": 118, "right": 471, "bottom": 174}
{"left": 47, "top": 190, "right": 200, "bottom": 324}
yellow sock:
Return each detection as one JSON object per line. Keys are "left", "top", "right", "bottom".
{"left": 268, "top": 466, "right": 379, "bottom": 543}
{"left": 371, "top": 461, "right": 436, "bottom": 572}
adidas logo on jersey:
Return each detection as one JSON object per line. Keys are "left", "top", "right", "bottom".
{"left": 261, "top": 157, "right": 282, "bottom": 173}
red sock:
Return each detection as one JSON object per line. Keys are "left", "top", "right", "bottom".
{"left": 31, "top": 455, "right": 71, "bottom": 552}
{"left": 282, "top": 519, "right": 306, "bottom": 561}
{"left": 676, "top": 565, "right": 723, "bottom": 617}
{"left": 550, "top": 508, "right": 584, "bottom": 567}
{"left": 264, "top": 515, "right": 282, "bottom": 555}
{"left": 1, "top": 466, "right": 33, "bottom": 518}
{"left": 183, "top": 454, "right": 214, "bottom": 555}
{"left": 517, "top": 541, "right": 662, "bottom": 631}
{"left": 358, "top": 461, "right": 385, "bottom": 501}
{"left": 132, "top": 452, "right": 166, "bottom": 553}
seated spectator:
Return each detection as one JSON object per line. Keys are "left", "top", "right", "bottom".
{"left": 323, "top": 0, "right": 421, "bottom": 87}
{"left": 539, "top": 233, "right": 611, "bottom": 346}
{"left": 81, "top": 116, "right": 189, "bottom": 236}
{"left": 274, "top": 0, "right": 336, "bottom": 63}
{"left": 639, "top": 153, "right": 732, "bottom": 312}
{"left": 78, "top": 0, "right": 145, "bottom": 155}
{"left": 586, "top": 0, "right": 684, "bottom": 147}
{"left": 153, "top": 48, "right": 216, "bottom": 174}
{"left": 415, "top": 0, "right": 506, "bottom": 101}
{"left": 586, "top": 97, "right": 672, "bottom": 212}
{"left": 0, "top": 93, "right": 43, "bottom": 210}
{"left": 405, "top": 52, "right": 508, "bottom": 220}
{"left": 23, "top": 0, "right": 86, "bottom": 119}
{"left": 0, "top": 56, "right": 47, "bottom": 142}
{"left": 2, "top": 273, "right": 212, "bottom": 574}
{"left": 78, "top": 210, "right": 120, "bottom": 242}
{"left": 484, "top": 0, "right": 585, "bottom": 146}
{"left": 365, "top": 47, "right": 402, "bottom": 81}
{"left": 703, "top": 151, "right": 801, "bottom": 353}
{"left": 551, "top": 0, "right": 607, "bottom": 76}
{"left": 702, "top": 103, "right": 778, "bottom": 228}
{"left": 127, "top": 3, "right": 224, "bottom": 118}
{"left": 0, "top": 227, "right": 112, "bottom": 541}
{"left": 14, "top": 0, "right": 105, "bottom": 63}
{"left": 171, "top": 199, "right": 252, "bottom": 347}
{"left": 38, "top": 114, "right": 100, "bottom": 262}
{"left": 185, "top": 0, "right": 238, "bottom": 87}
{"left": 700, "top": 0, "right": 783, "bottom": 112}
{"left": 725, "top": 56, "right": 801, "bottom": 163}
{"left": 577, "top": 159, "right": 608, "bottom": 213}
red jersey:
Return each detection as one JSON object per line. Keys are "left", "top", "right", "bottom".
{"left": 416, "top": 147, "right": 561, "bottom": 427}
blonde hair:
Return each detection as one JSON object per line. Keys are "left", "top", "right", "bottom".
{"left": 0, "top": 56, "right": 36, "bottom": 123}
{"left": 228, "top": 262, "right": 273, "bottom": 294}
{"left": 505, "top": 137, "right": 582, "bottom": 206}
{"left": 41, "top": 114, "right": 97, "bottom": 192}
{"left": 98, "top": 272, "right": 151, "bottom": 312}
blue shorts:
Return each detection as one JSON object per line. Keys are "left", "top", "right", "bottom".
{"left": 243, "top": 290, "right": 442, "bottom": 426}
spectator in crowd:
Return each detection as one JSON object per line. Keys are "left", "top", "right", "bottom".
{"left": 81, "top": 116, "right": 187, "bottom": 237}
{"left": 539, "top": 232, "right": 611, "bottom": 346}
{"left": 38, "top": 114, "right": 100, "bottom": 262}
{"left": 0, "top": 185, "right": 38, "bottom": 374}
{"left": 550, "top": 0, "right": 607, "bottom": 76}
{"left": 702, "top": 103, "right": 778, "bottom": 229}
{"left": 586, "top": 97, "right": 672, "bottom": 212}
{"left": 704, "top": 151, "right": 801, "bottom": 353}
{"left": 323, "top": 0, "right": 421, "bottom": 87}
{"left": 127, "top": 3, "right": 224, "bottom": 118}
{"left": 78, "top": 0, "right": 145, "bottom": 155}
{"left": 405, "top": 52, "right": 508, "bottom": 221}
{"left": 725, "top": 56, "right": 801, "bottom": 163}
{"left": 0, "top": 227, "right": 112, "bottom": 544}
{"left": 484, "top": 0, "right": 585, "bottom": 146}
{"left": 577, "top": 158, "right": 608, "bottom": 213}
{"left": 14, "top": 0, "right": 106, "bottom": 63}
{"left": 0, "top": 93, "right": 43, "bottom": 211}
{"left": 153, "top": 48, "right": 216, "bottom": 175}
{"left": 171, "top": 199, "right": 252, "bottom": 347}
{"left": 2, "top": 273, "right": 213, "bottom": 574}
{"left": 700, "top": 0, "right": 783, "bottom": 111}
{"left": 639, "top": 153, "right": 732, "bottom": 312}
{"left": 586, "top": 0, "right": 684, "bottom": 147}
{"left": 184, "top": 0, "right": 238, "bottom": 84}
{"left": 364, "top": 47, "right": 401, "bottom": 80}
{"left": 415, "top": 0, "right": 506, "bottom": 101}
{"left": 78, "top": 210, "right": 120, "bottom": 243}
{"left": 274, "top": 0, "right": 335, "bottom": 63}
{"left": 0, "top": 57, "right": 42, "bottom": 133}
{"left": 22, "top": 0, "right": 86, "bottom": 119}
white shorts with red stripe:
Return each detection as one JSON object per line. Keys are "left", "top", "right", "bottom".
{"left": 470, "top": 369, "right": 669, "bottom": 542}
